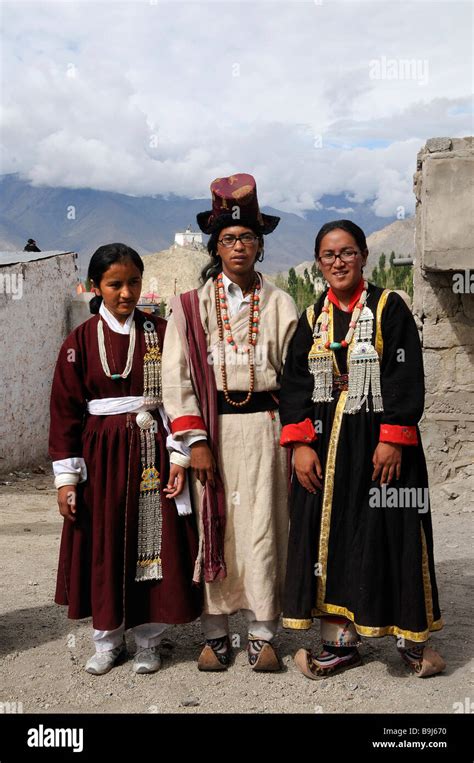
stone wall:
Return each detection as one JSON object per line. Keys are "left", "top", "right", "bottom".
{"left": 0, "top": 253, "right": 78, "bottom": 471}
{"left": 413, "top": 137, "right": 474, "bottom": 486}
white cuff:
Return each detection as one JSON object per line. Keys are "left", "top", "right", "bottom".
{"left": 183, "top": 433, "right": 207, "bottom": 447}
{"left": 165, "top": 431, "right": 191, "bottom": 457}
{"left": 169, "top": 452, "right": 191, "bottom": 469}
{"left": 54, "top": 473, "right": 80, "bottom": 489}
{"left": 52, "top": 457, "right": 88, "bottom": 482}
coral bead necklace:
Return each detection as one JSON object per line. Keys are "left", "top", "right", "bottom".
{"left": 319, "top": 280, "right": 368, "bottom": 350}
{"left": 214, "top": 271, "right": 261, "bottom": 407}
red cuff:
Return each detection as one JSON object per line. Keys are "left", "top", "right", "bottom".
{"left": 379, "top": 424, "right": 418, "bottom": 446}
{"left": 171, "top": 415, "right": 207, "bottom": 435}
{"left": 280, "top": 418, "right": 316, "bottom": 447}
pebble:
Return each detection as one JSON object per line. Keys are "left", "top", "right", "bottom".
{"left": 181, "top": 697, "right": 200, "bottom": 707}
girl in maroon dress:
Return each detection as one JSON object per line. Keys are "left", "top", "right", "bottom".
{"left": 49, "top": 243, "right": 201, "bottom": 675}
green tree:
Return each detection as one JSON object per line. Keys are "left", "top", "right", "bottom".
{"left": 370, "top": 252, "right": 413, "bottom": 300}
{"left": 278, "top": 267, "right": 316, "bottom": 312}
{"left": 287, "top": 268, "right": 298, "bottom": 302}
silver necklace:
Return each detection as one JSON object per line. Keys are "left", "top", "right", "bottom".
{"left": 97, "top": 317, "right": 136, "bottom": 379}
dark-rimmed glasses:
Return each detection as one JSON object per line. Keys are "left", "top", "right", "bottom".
{"left": 218, "top": 233, "right": 258, "bottom": 249}
{"left": 318, "top": 249, "right": 360, "bottom": 265}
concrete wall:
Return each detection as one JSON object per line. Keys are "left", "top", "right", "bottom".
{"left": 71, "top": 292, "right": 93, "bottom": 330}
{"left": 0, "top": 253, "right": 78, "bottom": 471}
{"left": 413, "top": 137, "right": 474, "bottom": 486}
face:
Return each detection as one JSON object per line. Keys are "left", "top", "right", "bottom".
{"left": 92, "top": 259, "right": 142, "bottom": 322}
{"left": 317, "top": 229, "right": 367, "bottom": 293}
{"left": 216, "top": 225, "right": 262, "bottom": 280}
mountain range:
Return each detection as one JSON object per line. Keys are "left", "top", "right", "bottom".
{"left": 0, "top": 174, "right": 414, "bottom": 274}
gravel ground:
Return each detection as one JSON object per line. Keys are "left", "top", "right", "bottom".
{"left": 0, "top": 466, "right": 472, "bottom": 715}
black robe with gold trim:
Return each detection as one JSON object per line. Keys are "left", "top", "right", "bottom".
{"left": 279, "top": 284, "right": 443, "bottom": 642}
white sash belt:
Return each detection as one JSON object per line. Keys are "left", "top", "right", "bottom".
{"left": 87, "top": 396, "right": 155, "bottom": 416}
{"left": 55, "top": 397, "right": 192, "bottom": 515}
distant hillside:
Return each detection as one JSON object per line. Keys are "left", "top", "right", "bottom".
{"left": 366, "top": 217, "right": 415, "bottom": 260}
{"left": 142, "top": 243, "right": 210, "bottom": 306}
{"left": 0, "top": 174, "right": 400, "bottom": 274}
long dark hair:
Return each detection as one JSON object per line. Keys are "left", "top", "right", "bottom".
{"left": 200, "top": 224, "right": 264, "bottom": 283}
{"left": 314, "top": 219, "right": 368, "bottom": 258}
{"left": 88, "top": 243, "right": 144, "bottom": 314}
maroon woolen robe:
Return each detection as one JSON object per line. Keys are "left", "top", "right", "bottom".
{"left": 49, "top": 309, "right": 202, "bottom": 630}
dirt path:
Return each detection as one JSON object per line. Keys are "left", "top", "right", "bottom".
{"left": 0, "top": 467, "right": 472, "bottom": 715}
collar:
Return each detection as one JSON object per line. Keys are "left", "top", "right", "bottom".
{"left": 221, "top": 272, "right": 252, "bottom": 301}
{"left": 99, "top": 301, "right": 135, "bottom": 335}
{"left": 327, "top": 277, "right": 365, "bottom": 313}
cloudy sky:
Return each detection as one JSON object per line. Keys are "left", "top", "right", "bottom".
{"left": 1, "top": 0, "right": 472, "bottom": 217}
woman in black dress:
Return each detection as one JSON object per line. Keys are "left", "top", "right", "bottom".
{"left": 279, "top": 220, "right": 445, "bottom": 679}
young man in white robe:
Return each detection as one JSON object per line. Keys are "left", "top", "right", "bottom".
{"left": 162, "top": 174, "right": 298, "bottom": 671}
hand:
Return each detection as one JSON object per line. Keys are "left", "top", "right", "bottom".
{"left": 57, "top": 485, "right": 78, "bottom": 522}
{"left": 293, "top": 444, "right": 323, "bottom": 493}
{"left": 190, "top": 441, "right": 216, "bottom": 487}
{"left": 163, "top": 464, "right": 186, "bottom": 499}
{"left": 372, "top": 442, "right": 402, "bottom": 485}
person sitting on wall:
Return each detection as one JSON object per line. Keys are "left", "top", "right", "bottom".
{"left": 24, "top": 239, "right": 41, "bottom": 252}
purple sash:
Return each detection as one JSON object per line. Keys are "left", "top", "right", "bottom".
{"left": 170, "top": 290, "right": 227, "bottom": 583}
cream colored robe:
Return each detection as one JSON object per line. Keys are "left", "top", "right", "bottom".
{"left": 162, "top": 275, "right": 299, "bottom": 620}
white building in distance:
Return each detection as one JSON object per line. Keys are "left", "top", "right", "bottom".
{"left": 174, "top": 226, "right": 203, "bottom": 248}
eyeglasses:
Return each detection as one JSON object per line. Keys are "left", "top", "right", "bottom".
{"left": 218, "top": 233, "right": 258, "bottom": 248}
{"left": 318, "top": 249, "right": 360, "bottom": 265}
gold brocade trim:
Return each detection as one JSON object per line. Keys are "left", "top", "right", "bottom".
{"left": 421, "top": 525, "right": 435, "bottom": 627}
{"left": 313, "top": 384, "right": 444, "bottom": 642}
{"left": 316, "top": 390, "right": 347, "bottom": 609}
{"left": 282, "top": 617, "right": 313, "bottom": 630}
{"left": 311, "top": 605, "right": 443, "bottom": 642}
{"left": 283, "top": 609, "right": 443, "bottom": 639}
{"left": 306, "top": 304, "right": 315, "bottom": 331}
{"left": 375, "top": 289, "right": 391, "bottom": 359}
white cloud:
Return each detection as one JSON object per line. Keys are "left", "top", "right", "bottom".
{"left": 1, "top": 0, "right": 472, "bottom": 216}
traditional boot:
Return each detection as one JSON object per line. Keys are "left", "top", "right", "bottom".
{"left": 197, "top": 636, "right": 231, "bottom": 671}
{"left": 294, "top": 615, "right": 362, "bottom": 680}
{"left": 295, "top": 645, "right": 362, "bottom": 679}
{"left": 398, "top": 643, "right": 446, "bottom": 678}
{"left": 247, "top": 637, "right": 282, "bottom": 672}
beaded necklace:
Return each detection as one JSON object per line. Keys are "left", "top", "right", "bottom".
{"left": 214, "top": 271, "right": 261, "bottom": 408}
{"left": 97, "top": 313, "right": 163, "bottom": 582}
{"left": 98, "top": 318, "right": 136, "bottom": 379}
{"left": 319, "top": 281, "right": 368, "bottom": 350}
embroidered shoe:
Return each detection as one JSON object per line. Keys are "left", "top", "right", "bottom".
{"left": 294, "top": 647, "right": 362, "bottom": 680}
{"left": 133, "top": 646, "right": 162, "bottom": 674}
{"left": 85, "top": 644, "right": 126, "bottom": 675}
{"left": 197, "top": 636, "right": 231, "bottom": 671}
{"left": 247, "top": 638, "right": 282, "bottom": 672}
{"left": 398, "top": 645, "right": 446, "bottom": 678}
